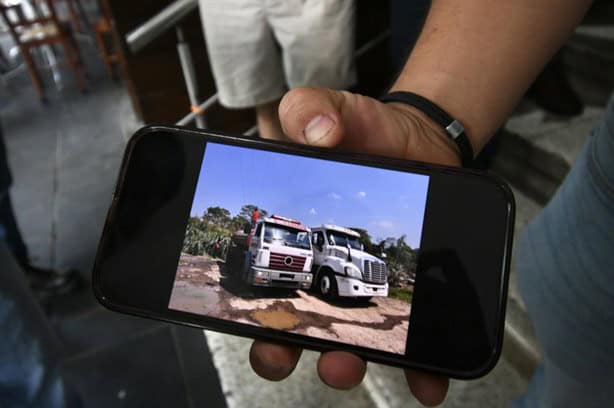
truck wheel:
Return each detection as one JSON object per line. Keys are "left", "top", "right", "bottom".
{"left": 319, "top": 271, "right": 338, "bottom": 300}
{"left": 225, "top": 247, "right": 242, "bottom": 279}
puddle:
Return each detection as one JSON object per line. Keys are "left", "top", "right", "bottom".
{"left": 251, "top": 308, "right": 301, "bottom": 330}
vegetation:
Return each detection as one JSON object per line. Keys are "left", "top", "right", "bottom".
{"left": 352, "top": 228, "right": 418, "bottom": 288}
{"left": 388, "top": 287, "right": 413, "bottom": 303}
{"left": 182, "top": 204, "right": 267, "bottom": 259}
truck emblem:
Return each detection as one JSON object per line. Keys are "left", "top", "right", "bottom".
{"left": 284, "top": 256, "right": 294, "bottom": 266}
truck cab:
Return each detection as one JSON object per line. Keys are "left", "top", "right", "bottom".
{"left": 311, "top": 225, "right": 388, "bottom": 299}
{"left": 226, "top": 215, "right": 314, "bottom": 290}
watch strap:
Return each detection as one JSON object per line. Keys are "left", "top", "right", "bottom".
{"left": 380, "top": 91, "right": 474, "bottom": 167}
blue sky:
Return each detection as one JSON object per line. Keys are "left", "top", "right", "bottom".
{"left": 190, "top": 143, "right": 430, "bottom": 249}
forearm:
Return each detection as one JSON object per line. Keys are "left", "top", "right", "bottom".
{"left": 392, "top": 0, "right": 592, "bottom": 153}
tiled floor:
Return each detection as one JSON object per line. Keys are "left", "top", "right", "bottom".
{"left": 1, "top": 30, "right": 226, "bottom": 408}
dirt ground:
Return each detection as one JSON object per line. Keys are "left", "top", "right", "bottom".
{"left": 168, "top": 254, "right": 411, "bottom": 355}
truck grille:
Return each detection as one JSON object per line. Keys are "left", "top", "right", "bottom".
{"left": 269, "top": 252, "right": 306, "bottom": 272}
{"left": 363, "top": 260, "right": 387, "bottom": 284}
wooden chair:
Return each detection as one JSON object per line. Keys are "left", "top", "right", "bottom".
{"left": 94, "top": 0, "right": 118, "bottom": 79}
{"left": 0, "top": 0, "right": 88, "bottom": 100}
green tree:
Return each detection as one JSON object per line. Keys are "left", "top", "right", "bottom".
{"left": 203, "top": 206, "right": 231, "bottom": 227}
{"left": 350, "top": 227, "right": 377, "bottom": 254}
{"left": 379, "top": 235, "right": 418, "bottom": 288}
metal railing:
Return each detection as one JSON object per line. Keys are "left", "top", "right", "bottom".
{"left": 125, "top": 0, "right": 198, "bottom": 54}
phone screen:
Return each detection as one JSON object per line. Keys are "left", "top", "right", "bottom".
{"left": 167, "top": 142, "right": 430, "bottom": 355}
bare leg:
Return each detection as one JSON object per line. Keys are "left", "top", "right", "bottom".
{"left": 256, "top": 99, "right": 284, "bottom": 139}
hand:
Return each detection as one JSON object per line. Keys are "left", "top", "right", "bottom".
{"left": 251, "top": 87, "right": 454, "bottom": 407}
{"left": 270, "top": 87, "right": 462, "bottom": 167}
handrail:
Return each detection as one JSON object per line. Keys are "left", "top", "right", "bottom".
{"left": 176, "top": 93, "right": 218, "bottom": 126}
{"left": 125, "top": 0, "right": 197, "bottom": 53}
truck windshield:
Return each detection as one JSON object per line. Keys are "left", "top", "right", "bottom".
{"left": 326, "top": 231, "right": 362, "bottom": 250}
{"left": 263, "top": 224, "right": 311, "bottom": 250}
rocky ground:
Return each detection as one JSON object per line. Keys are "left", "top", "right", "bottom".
{"left": 168, "top": 254, "right": 412, "bottom": 355}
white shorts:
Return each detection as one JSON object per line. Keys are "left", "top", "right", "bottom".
{"left": 198, "top": 0, "right": 356, "bottom": 108}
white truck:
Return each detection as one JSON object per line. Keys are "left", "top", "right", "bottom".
{"left": 225, "top": 215, "right": 314, "bottom": 290}
{"left": 310, "top": 224, "right": 388, "bottom": 300}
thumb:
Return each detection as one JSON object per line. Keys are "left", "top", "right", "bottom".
{"left": 278, "top": 87, "right": 347, "bottom": 147}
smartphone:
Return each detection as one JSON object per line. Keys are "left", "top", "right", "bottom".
{"left": 93, "top": 125, "right": 514, "bottom": 379}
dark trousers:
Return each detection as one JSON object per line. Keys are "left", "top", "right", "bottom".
{"left": 389, "top": 0, "right": 431, "bottom": 72}
{"left": 0, "top": 120, "right": 29, "bottom": 266}
{"left": 0, "top": 193, "right": 29, "bottom": 266}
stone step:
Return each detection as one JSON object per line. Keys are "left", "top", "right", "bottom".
{"left": 364, "top": 358, "right": 527, "bottom": 408}
{"left": 565, "top": 24, "right": 614, "bottom": 106}
{"left": 494, "top": 106, "right": 604, "bottom": 204}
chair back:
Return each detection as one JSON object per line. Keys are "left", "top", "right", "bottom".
{"left": 0, "top": 1, "right": 61, "bottom": 45}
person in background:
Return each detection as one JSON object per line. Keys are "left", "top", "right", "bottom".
{"left": 244, "top": 1, "right": 613, "bottom": 407}
{"left": 251, "top": 206, "right": 260, "bottom": 228}
{"left": 389, "top": 0, "right": 431, "bottom": 73}
{"left": 198, "top": 0, "right": 356, "bottom": 139}
{"left": 1, "top": 123, "right": 81, "bottom": 406}
{"left": 0, "top": 123, "right": 81, "bottom": 301}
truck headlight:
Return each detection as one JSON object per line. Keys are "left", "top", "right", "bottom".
{"left": 344, "top": 266, "right": 362, "bottom": 279}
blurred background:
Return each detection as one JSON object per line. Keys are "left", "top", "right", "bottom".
{"left": 0, "top": 0, "right": 613, "bottom": 407}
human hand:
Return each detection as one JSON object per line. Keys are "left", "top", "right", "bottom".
{"left": 267, "top": 87, "right": 462, "bottom": 167}
{"left": 250, "top": 341, "right": 449, "bottom": 406}
{"left": 251, "top": 87, "right": 456, "bottom": 406}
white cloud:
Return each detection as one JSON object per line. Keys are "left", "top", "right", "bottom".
{"left": 309, "top": 208, "right": 317, "bottom": 215}
{"left": 328, "top": 192, "right": 342, "bottom": 200}
{"left": 357, "top": 191, "right": 367, "bottom": 198}
{"left": 373, "top": 220, "right": 394, "bottom": 230}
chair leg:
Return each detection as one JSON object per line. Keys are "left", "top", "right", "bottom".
{"left": 62, "top": 40, "right": 87, "bottom": 92}
{"left": 21, "top": 49, "right": 45, "bottom": 101}
{"left": 66, "top": 0, "right": 82, "bottom": 32}
{"left": 95, "top": 29, "right": 114, "bottom": 79}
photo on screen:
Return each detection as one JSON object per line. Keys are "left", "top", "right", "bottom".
{"left": 168, "top": 143, "right": 430, "bottom": 355}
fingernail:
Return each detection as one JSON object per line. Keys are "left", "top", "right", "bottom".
{"left": 304, "top": 115, "right": 335, "bottom": 144}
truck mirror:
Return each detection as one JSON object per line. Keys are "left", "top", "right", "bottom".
{"left": 243, "top": 223, "right": 251, "bottom": 234}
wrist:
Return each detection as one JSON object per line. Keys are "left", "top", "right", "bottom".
{"left": 386, "top": 102, "right": 463, "bottom": 167}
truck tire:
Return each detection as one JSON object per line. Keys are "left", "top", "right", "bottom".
{"left": 318, "top": 270, "right": 338, "bottom": 300}
{"left": 225, "top": 246, "right": 242, "bottom": 278}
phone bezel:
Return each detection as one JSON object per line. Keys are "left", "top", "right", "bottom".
{"left": 93, "top": 125, "right": 515, "bottom": 379}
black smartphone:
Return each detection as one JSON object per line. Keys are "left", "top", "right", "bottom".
{"left": 93, "top": 125, "right": 514, "bottom": 379}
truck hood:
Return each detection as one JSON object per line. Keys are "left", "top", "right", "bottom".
{"left": 332, "top": 247, "right": 383, "bottom": 266}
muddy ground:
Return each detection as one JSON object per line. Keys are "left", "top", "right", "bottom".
{"left": 168, "top": 254, "right": 411, "bottom": 354}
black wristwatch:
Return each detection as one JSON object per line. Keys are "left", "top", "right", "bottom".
{"left": 380, "top": 91, "right": 474, "bottom": 167}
